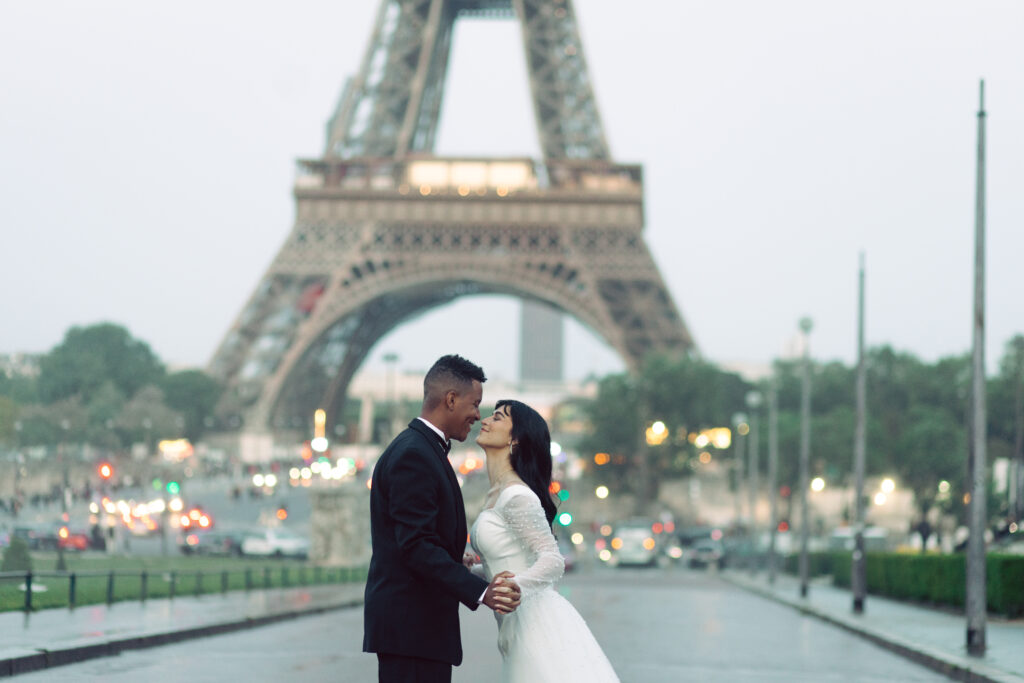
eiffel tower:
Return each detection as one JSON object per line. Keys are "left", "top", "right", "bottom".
{"left": 208, "top": 0, "right": 695, "bottom": 450}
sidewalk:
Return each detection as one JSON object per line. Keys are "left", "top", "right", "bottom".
{"left": 0, "top": 581, "right": 366, "bottom": 677}
{"left": 722, "top": 569, "right": 1024, "bottom": 683}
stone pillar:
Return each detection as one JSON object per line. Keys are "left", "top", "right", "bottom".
{"left": 310, "top": 483, "right": 371, "bottom": 567}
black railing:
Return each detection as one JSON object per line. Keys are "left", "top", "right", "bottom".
{"left": 0, "top": 565, "right": 367, "bottom": 613}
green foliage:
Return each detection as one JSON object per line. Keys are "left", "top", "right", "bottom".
{"left": 37, "top": 323, "right": 165, "bottom": 404}
{"left": 830, "top": 551, "right": 1023, "bottom": 617}
{"left": 0, "top": 395, "right": 17, "bottom": 444}
{"left": 160, "top": 370, "right": 223, "bottom": 441}
{"left": 579, "top": 352, "right": 750, "bottom": 498}
{"left": 1, "top": 537, "right": 32, "bottom": 572}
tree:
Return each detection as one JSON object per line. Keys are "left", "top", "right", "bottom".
{"left": 579, "top": 353, "right": 750, "bottom": 506}
{"left": 989, "top": 335, "right": 1024, "bottom": 521}
{"left": 37, "top": 323, "right": 164, "bottom": 403}
{"left": 115, "top": 386, "right": 184, "bottom": 451}
{"left": 159, "top": 370, "right": 223, "bottom": 441}
{"left": 0, "top": 396, "right": 17, "bottom": 445}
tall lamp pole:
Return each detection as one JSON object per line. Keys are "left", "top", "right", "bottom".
{"left": 746, "top": 390, "right": 762, "bottom": 569}
{"left": 767, "top": 379, "right": 779, "bottom": 584}
{"left": 731, "top": 412, "right": 748, "bottom": 531}
{"left": 852, "top": 254, "right": 868, "bottom": 613}
{"left": 966, "top": 79, "right": 987, "bottom": 657}
{"left": 798, "top": 317, "right": 813, "bottom": 598}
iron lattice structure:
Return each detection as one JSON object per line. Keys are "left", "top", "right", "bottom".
{"left": 209, "top": 0, "right": 694, "bottom": 438}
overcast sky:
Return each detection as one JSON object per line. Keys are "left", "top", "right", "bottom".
{"left": 1, "top": 1, "right": 1022, "bottom": 383}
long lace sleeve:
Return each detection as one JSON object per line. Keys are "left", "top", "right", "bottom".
{"left": 499, "top": 489, "right": 565, "bottom": 597}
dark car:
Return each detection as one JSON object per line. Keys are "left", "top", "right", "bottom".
{"left": 689, "top": 539, "right": 725, "bottom": 569}
{"left": 12, "top": 524, "right": 60, "bottom": 550}
{"left": 180, "top": 529, "right": 246, "bottom": 556}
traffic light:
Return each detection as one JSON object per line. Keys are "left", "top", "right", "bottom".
{"left": 166, "top": 481, "right": 181, "bottom": 495}
{"left": 557, "top": 512, "right": 573, "bottom": 526}
{"left": 98, "top": 462, "right": 113, "bottom": 480}
{"left": 276, "top": 506, "right": 288, "bottom": 521}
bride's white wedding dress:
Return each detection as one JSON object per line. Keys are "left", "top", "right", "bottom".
{"left": 470, "top": 483, "right": 619, "bottom": 682}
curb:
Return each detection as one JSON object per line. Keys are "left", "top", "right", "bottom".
{"left": 721, "top": 574, "right": 1022, "bottom": 683}
{"left": 0, "top": 597, "right": 364, "bottom": 678}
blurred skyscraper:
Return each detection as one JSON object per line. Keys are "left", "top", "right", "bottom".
{"left": 520, "top": 301, "right": 563, "bottom": 383}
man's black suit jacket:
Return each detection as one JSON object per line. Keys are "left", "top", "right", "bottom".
{"left": 362, "top": 419, "right": 489, "bottom": 666}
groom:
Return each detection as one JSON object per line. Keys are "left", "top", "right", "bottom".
{"left": 363, "top": 354, "right": 521, "bottom": 682}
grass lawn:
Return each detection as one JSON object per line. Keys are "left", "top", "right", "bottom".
{"left": 0, "top": 551, "right": 366, "bottom": 613}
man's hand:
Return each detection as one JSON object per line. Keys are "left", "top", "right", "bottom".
{"left": 462, "top": 552, "right": 479, "bottom": 569}
{"left": 482, "top": 570, "right": 521, "bottom": 614}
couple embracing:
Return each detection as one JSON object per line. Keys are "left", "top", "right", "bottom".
{"left": 363, "top": 355, "right": 618, "bottom": 682}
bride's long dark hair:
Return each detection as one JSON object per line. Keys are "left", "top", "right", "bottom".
{"left": 497, "top": 399, "right": 557, "bottom": 526}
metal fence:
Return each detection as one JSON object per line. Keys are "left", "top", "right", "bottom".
{"left": 0, "top": 565, "right": 366, "bottom": 612}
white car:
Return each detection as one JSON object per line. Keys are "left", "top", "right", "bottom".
{"left": 241, "top": 528, "right": 310, "bottom": 559}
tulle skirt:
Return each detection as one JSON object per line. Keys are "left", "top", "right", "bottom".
{"left": 496, "top": 587, "right": 619, "bottom": 683}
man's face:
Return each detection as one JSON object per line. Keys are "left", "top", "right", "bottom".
{"left": 447, "top": 380, "right": 483, "bottom": 442}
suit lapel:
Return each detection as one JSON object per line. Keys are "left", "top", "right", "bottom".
{"left": 409, "top": 421, "right": 466, "bottom": 553}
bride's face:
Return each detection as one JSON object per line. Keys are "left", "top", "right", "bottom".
{"left": 476, "top": 405, "right": 514, "bottom": 450}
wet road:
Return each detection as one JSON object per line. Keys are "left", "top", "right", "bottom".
{"left": 13, "top": 565, "right": 950, "bottom": 682}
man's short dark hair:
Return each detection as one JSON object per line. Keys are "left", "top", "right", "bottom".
{"left": 423, "top": 354, "right": 486, "bottom": 407}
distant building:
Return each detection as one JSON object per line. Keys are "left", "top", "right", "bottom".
{"left": 0, "top": 352, "right": 41, "bottom": 378}
{"left": 519, "top": 300, "right": 563, "bottom": 383}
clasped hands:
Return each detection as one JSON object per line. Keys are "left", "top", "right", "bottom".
{"left": 465, "top": 553, "right": 521, "bottom": 614}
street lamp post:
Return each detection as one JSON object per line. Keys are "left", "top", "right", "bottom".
{"left": 383, "top": 352, "right": 399, "bottom": 440}
{"left": 58, "top": 418, "right": 71, "bottom": 571}
{"left": 746, "top": 391, "right": 762, "bottom": 571}
{"left": 12, "top": 420, "right": 23, "bottom": 519}
{"left": 798, "top": 317, "right": 813, "bottom": 598}
{"left": 966, "top": 79, "right": 987, "bottom": 656}
{"left": 767, "top": 380, "right": 779, "bottom": 584}
{"left": 731, "top": 413, "right": 748, "bottom": 531}
{"left": 852, "top": 254, "right": 868, "bottom": 614}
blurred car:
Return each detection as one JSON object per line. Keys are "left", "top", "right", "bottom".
{"left": 607, "top": 521, "right": 658, "bottom": 567}
{"left": 180, "top": 529, "right": 246, "bottom": 556}
{"left": 991, "top": 530, "right": 1024, "bottom": 555}
{"left": 241, "top": 528, "right": 310, "bottom": 559}
{"left": 557, "top": 535, "right": 578, "bottom": 572}
{"left": 13, "top": 524, "right": 60, "bottom": 550}
{"left": 177, "top": 506, "right": 214, "bottom": 532}
{"left": 689, "top": 539, "right": 725, "bottom": 569}
{"left": 57, "top": 526, "right": 90, "bottom": 552}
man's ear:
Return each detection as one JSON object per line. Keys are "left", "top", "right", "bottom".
{"left": 444, "top": 389, "right": 458, "bottom": 411}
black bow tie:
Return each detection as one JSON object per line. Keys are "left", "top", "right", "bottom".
{"left": 441, "top": 439, "right": 451, "bottom": 455}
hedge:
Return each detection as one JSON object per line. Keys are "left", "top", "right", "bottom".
{"left": 828, "top": 551, "right": 1023, "bottom": 618}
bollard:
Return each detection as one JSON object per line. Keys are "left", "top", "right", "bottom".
{"left": 169, "top": 571, "right": 177, "bottom": 600}
{"left": 24, "top": 572, "right": 32, "bottom": 612}
{"left": 195, "top": 571, "right": 203, "bottom": 597}
{"left": 221, "top": 570, "right": 228, "bottom": 594}
{"left": 69, "top": 573, "right": 77, "bottom": 608}
{"left": 141, "top": 571, "right": 148, "bottom": 601}
{"left": 245, "top": 568, "right": 252, "bottom": 591}
{"left": 107, "top": 571, "right": 115, "bottom": 604}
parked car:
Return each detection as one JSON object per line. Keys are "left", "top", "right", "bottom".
{"left": 557, "top": 534, "right": 578, "bottom": 572}
{"left": 57, "top": 526, "right": 90, "bottom": 552}
{"left": 240, "top": 528, "right": 310, "bottom": 559}
{"left": 689, "top": 539, "right": 725, "bottom": 569}
{"left": 180, "top": 529, "right": 246, "bottom": 556}
{"left": 607, "top": 521, "right": 658, "bottom": 567}
{"left": 12, "top": 524, "right": 60, "bottom": 550}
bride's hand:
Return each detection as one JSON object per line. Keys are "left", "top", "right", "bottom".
{"left": 463, "top": 552, "right": 479, "bottom": 568}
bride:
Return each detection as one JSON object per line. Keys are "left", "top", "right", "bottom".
{"left": 466, "top": 399, "right": 619, "bottom": 682}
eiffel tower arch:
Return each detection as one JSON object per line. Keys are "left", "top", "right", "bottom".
{"left": 208, "top": 0, "right": 695, "bottom": 450}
